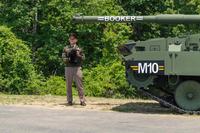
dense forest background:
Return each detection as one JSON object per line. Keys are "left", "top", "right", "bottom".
{"left": 1, "top": 0, "right": 200, "bottom": 98}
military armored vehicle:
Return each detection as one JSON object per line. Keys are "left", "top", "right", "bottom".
{"left": 73, "top": 14, "right": 200, "bottom": 114}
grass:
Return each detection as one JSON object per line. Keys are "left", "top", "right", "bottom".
{"left": 0, "top": 93, "right": 176, "bottom": 114}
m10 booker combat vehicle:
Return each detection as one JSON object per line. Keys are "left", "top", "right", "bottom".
{"left": 73, "top": 14, "right": 200, "bottom": 114}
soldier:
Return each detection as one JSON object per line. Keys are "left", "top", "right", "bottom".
{"left": 62, "top": 33, "right": 86, "bottom": 106}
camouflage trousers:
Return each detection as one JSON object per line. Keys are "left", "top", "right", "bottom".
{"left": 65, "top": 67, "right": 85, "bottom": 103}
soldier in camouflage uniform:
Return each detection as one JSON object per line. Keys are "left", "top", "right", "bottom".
{"left": 62, "top": 33, "right": 86, "bottom": 106}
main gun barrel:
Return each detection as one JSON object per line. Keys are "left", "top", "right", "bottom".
{"left": 73, "top": 14, "right": 200, "bottom": 24}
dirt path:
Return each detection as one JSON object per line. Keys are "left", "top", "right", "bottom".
{"left": 0, "top": 94, "right": 175, "bottom": 114}
{"left": 1, "top": 94, "right": 200, "bottom": 133}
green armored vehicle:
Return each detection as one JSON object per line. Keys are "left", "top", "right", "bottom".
{"left": 73, "top": 14, "right": 200, "bottom": 114}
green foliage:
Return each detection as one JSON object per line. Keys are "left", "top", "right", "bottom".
{"left": 0, "top": 0, "right": 131, "bottom": 76}
{"left": 2, "top": 0, "right": 200, "bottom": 98}
{"left": 0, "top": 25, "right": 43, "bottom": 94}
{"left": 118, "top": 0, "right": 200, "bottom": 41}
{"left": 0, "top": 0, "right": 75, "bottom": 76}
{"left": 75, "top": 0, "right": 132, "bottom": 66}
{"left": 100, "top": 23, "right": 131, "bottom": 63}
{"left": 84, "top": 61, "right": 136, "bottom": 98}
{"left": 42, "top": 76, "right": 66, "bottom": 96}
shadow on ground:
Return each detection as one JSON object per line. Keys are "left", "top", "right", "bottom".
{"left": 111, "top": 102, "right": 178, "bottom": 115}
{"left": 59, "top": 101, "right": 178, "bottom": 115}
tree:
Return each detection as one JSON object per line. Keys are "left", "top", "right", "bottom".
{"left": 0, "top": 0, "right": 131, "bottom": 75}
{"left": 118, "top": 0, "right": 200, "bottom": 41}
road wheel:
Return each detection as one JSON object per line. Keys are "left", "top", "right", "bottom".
{"left": 175, "top": 80, "right": 200, "bottom": 111}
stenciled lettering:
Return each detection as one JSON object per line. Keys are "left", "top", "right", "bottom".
{"left": 137, "top": 62, "right": 159, "bottom": 74}
{"left": 138, "top": 63, "right": 147, "bottom": 74}
{"left": 103, "top": 16, "right": 137, "bottom": 22}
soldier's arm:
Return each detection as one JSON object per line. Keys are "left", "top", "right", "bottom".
{"left": 64, "top": 47, "right": 70, "bottom": 53}
{"left": 62, "top": 47, "right": 70, "bottom": 63}
{"left": 77, "top": 48, "right": 85, "bottom": 60}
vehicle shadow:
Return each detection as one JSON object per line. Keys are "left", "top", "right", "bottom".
{"left": 111, "top": 102, "right": 178, "bottom": 115}
{"left": 59, "top": 101, "right": 179, "bottom": 115}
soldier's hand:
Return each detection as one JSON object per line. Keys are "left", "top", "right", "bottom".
{"left": 76, "top": 50, "right": 81, "bottom": 57}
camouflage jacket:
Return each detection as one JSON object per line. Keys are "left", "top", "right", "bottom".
{"left": 62, "top": 45, "right": 85, "bottom": 67}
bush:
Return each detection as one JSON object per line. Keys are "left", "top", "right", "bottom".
{"left": 42, "top": 76, "right": 66, "bottom": 96}
{"left": 83, "top": 61, "right": 136, "bottom": 98}
{"left": 0, "top": 25, "right": 43, "bottom": 94}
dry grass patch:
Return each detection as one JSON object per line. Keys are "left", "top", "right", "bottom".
{"left": 0, "top": 93, "right": 174, "bottom": 114}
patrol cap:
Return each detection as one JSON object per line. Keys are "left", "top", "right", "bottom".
{"left": 69, "top": 33, "right": 78, "bottom": 39}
